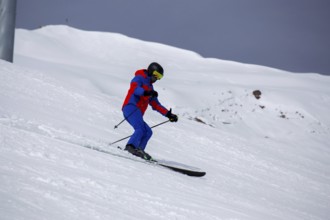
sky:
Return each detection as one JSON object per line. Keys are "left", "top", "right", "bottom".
{"left": 15, "top": 0, "right": 330, "bottom": 75}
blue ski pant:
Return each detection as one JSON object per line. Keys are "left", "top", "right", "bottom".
{"left": 122, "top": 105, "right": 152, "bottom": 150}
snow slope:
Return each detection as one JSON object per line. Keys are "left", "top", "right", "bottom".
{"left": 1, "top": 25, "right": 330, "bottom": 219}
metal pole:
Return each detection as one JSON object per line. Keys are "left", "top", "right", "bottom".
{"left": 0, "top": 0, "right": 17, "bottom": 63}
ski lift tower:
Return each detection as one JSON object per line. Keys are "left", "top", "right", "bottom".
{"left": 0, "top": 0, "right": 17, "bottom": 62}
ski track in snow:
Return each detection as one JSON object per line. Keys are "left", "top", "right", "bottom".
{"left": 1, "top": 25, "right": 330, "bottom": 220}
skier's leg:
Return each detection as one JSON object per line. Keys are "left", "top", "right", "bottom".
{"left": 123, "top": 105, "right": 145, "bottom": 148}
{"left": 139, "top": 123, "right": 152, "bottom": 150}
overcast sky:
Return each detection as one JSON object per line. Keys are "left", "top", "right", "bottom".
{"left": 16, "top": 0, "right": 330, "bottom": 75}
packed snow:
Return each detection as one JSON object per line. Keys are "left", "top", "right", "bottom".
{"left": 1, "top": 25, "right": 330, "bottom": 220}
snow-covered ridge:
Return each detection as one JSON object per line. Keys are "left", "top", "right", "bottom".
{"left": 1, "top": 25, "right": 330, "bottom": 220}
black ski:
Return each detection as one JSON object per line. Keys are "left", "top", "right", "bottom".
{"left": 83, "top": 145, "right": 206, "bottom": 177}
{"left": 157, "top": 162, "right": 206, "bottom": 177}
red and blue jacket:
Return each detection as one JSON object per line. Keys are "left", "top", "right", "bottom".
{"left": 122, "top": 69, "right": 168, "bottom": 116}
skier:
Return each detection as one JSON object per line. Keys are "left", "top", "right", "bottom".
{"left": 122, "top": 62, "right": 178, "bottom": 160}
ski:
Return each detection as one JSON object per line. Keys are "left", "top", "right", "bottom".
{"left": 83, "top": 145, "right": 206, "bottom": 177}
{"left": 116, "top": 146, "right": 206, "bottom": 177}
{"left": 157, "top": 161, "right": 206, "bottom": 177}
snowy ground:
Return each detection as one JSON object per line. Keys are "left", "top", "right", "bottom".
{"left": 1, "top": 25, "right": 330, "bottom": 220}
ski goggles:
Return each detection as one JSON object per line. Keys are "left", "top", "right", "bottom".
{"left": 152, "top": 70, "right": 163, "bottom": 80}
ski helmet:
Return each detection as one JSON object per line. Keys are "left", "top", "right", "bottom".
{"left": 147, "top": 62, "right": 164, "bottom": 78}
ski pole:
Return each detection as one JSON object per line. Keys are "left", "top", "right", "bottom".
{"left": 109, "top": 120, "right": 170, "bottom": 146}
{"left": 149, "top": 119, "right": 170, "bottom": 129}
{"left": 114, "top": 107, "right": 139, "bottom": 129}
{"left": 114, "top": 99, "right": 150, "bottom": 129}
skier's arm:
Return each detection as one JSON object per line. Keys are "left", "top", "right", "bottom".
{"left": 131, "top": 76, "right": 145, "bottom": 96}
{"left": 149, "top": 98, "right": 168, "bottom": 116}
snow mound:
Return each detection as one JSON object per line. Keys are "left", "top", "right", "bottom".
{"left": 0, "top": 25, "right": 329, "bottom": 220}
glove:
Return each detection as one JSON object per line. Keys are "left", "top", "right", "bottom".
{"left": 144, "top": 90, "right": 158, "bottom": 98}
{"left": 166, "top": 108, "right": 178, "bottom": 122}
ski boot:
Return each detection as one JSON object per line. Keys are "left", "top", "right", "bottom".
{"left": 125, "top": 144, "right": 153, "bottom": 161}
